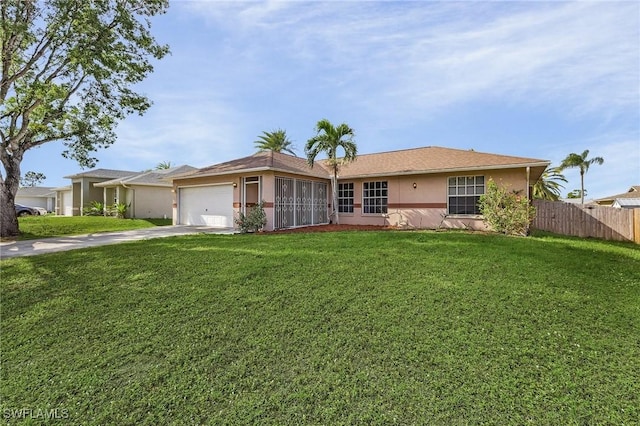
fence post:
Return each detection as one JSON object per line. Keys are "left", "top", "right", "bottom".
{"left": 634, "top": 209, "right": 640, "bottom": 244}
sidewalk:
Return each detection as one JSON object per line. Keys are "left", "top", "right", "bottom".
{"left": 0, "top": 226, "right": 235, "bottom": 259}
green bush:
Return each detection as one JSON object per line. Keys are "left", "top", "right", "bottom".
{"left": 110, "top": 203, "right": 128, "bottom": 219}
{"left": 235, "top": 201, "right": 267, "bottom": 233}
{"left": 82, "top": 201, "right": 106, "bottom": 216}
{"left": 479, "top": 179, "right": 535, "bottom": 236}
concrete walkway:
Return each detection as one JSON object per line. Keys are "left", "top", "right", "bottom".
{"left": 0, "top": 226, "right": 235, "bottom": 259}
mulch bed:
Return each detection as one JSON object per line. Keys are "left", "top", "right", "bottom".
{"left": 269, "top": 224, "right": 398, "bottom": 233}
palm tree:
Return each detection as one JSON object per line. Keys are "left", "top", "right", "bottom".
{"left": 533, "top": 167, "right": 567, "bottom": 201}
{"left": 254, "top": 129, "right": 296, "bottom": 156}
{"left": 559, "top": 150, "right": 604, "bottom": 204}
{"left": 156, "top": 161, "right": 172, "bottom": 170}
{"left": 305, "top": 119, "right": 357, "bottom": 225}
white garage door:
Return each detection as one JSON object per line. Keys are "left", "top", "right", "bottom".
{"left": 62, "top": 190, "right": 73, "bottom": 216}
{"left": 179, "top": 185, "right": 234, "bottom": 227}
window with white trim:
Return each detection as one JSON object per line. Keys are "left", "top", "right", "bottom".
{"left": 363, "top": 181, "right": 388, "bottom": 214}
{"left": 447, "top": 176, "right": 484, "bottom": 214}
{"left": 448, "top": 176, "right": 485, "bottom": 215}
{"left": 338, "top": 182, "right": 354, "bottom": 213}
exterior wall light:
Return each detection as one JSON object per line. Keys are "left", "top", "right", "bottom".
{"left": 413, "top": 182, "right": 417, "bottom": 189}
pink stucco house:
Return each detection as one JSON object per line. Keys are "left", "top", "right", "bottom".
{"left": 171, "top": 146, "right": 549, "bottom": 231}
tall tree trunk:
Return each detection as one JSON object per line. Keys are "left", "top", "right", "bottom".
{"left": 0, "top": 153, "right": 23, "bottom": 238}
{"left": 580, "top": 171, "right": 585, "bottom": 205}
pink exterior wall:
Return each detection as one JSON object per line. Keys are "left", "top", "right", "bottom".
{"left": 173, "top": 167, "right": 531, "bottom": 231}
{"left": 337, "top": 168, "right": 530, "bottom": 230}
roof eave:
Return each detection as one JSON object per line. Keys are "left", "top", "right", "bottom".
{"left": 94, "top": 181, "right": 171, "bottom": 188}
{"left": 173, "top": 166, "right": 330, "bottom": 181}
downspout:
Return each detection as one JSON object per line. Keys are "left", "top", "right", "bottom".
{"left": 121, "top": 183, "right": 135, "bottom": 218}
{"left": 526, "top": 166, "right": 531, "bottom": 200}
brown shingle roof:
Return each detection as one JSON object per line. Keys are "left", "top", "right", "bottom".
{"left": 332, "top": 146, "right": 549, "bottom": 178}
{"left": 182, "top": 146, "right": 549, "bottom": 181}
{"left": 182, "top": 151, "right": 331, "bottom": 180}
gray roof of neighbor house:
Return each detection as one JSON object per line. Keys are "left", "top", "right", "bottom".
{"left": 561, "top": 198, "right": 597, "bottom": 205}
{"left": 177, "top": 151, "right": 331, "bottom": 180}
{"left": 94, "top": 165, "right": 197, "bottom": 187}
{"left": 613, "top": 198, "right": 640, "bottom": 208}
{"left": 16, "top": 186, "right": 56, "bottom": 197}
{"left": 179, "top": 146, "right": 549, "bottom": 181}
{"left": 64, "top": 168, "right": 138, "bottom": 179}
{"left": 596, "top": 186, "right": 640, "bottom": 202}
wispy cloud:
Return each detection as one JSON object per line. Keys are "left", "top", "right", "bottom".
{"left": 109, "top": 92, "right": 248, "bottom": 169}
{"left": 185, "top": 1, "right": 638, "bottom": 121}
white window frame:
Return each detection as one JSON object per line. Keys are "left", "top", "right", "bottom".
{"left": 242, "top": 176, "right": 261, "bottom": 216}
{"left": 337, "top": 182, "right": 354, "bottom": 213}
{"left": 447, "top": 175, "right": 485, "bottom": 215}
{"left": 362, "top": 181, "right": 388, "bottom": 214}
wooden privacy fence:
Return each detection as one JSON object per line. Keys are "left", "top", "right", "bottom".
{"left": 532, "top": 200, "right": 640, "bottom": 243}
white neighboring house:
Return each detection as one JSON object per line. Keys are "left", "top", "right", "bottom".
{"left": 612, "top": 198, "right": 640, "bottom": 209}
{"left": 15, "top": 186, "right": 56, "bottom": 213}
{"left": 93, "top": 165, "right": 196, "bottom": 219}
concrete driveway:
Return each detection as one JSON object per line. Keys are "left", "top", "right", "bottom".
{"left": 0, "top": 226, "right": 235, "bottom": 259}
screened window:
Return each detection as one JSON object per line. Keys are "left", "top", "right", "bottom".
{"left": 363, "top": 181, "right": 388, "bottom": 214}
{"left": 338, "top": 182, "right": 354, "bottom": 213}
{"left": 448, "top": 176, "right": 485, "bottom": 215}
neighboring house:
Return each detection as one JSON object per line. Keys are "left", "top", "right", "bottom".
{"left": 94, "top": 165, "right": 196, "bottom": 219}
{"left": 57, "top": 168, "right": 138, "bottom": 216}
{"left": 612, "top": 198, "right": 640, "bottom": 209}
{"left": 171, "top": 146, "right": 549, "bottom": 231}
{"left": 15, "top": 186, "right": 56, "bottom": 212}
{"left": 595, "top": 185, "right": 640, "bottom": 206}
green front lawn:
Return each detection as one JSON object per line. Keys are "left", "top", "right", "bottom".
{"left": 14, "top": 215, "right": 172, "bottom": 240}
{"left": 2, "top": 231, "right": 638, "bottom": 424}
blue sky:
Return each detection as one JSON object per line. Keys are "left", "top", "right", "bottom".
{"left": 22, "top": 1, "right": 640, "bottom": 199}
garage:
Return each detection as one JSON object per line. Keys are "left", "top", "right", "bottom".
{"left": 178, "top": 184, "right": 234, "bottom": 227}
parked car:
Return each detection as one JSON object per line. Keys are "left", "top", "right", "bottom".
{"left": 15, "top": 204, "right": 38, "bottom": 216}
{"left": 33, "top": 207, "right": 48, "bottom": 215}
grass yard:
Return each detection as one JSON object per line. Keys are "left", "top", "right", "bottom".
{"left": 12, "top": 215, "right": 172, "bottom": 240}
{"left": 1, "top": 231, "right": 639, "bottom": 424}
